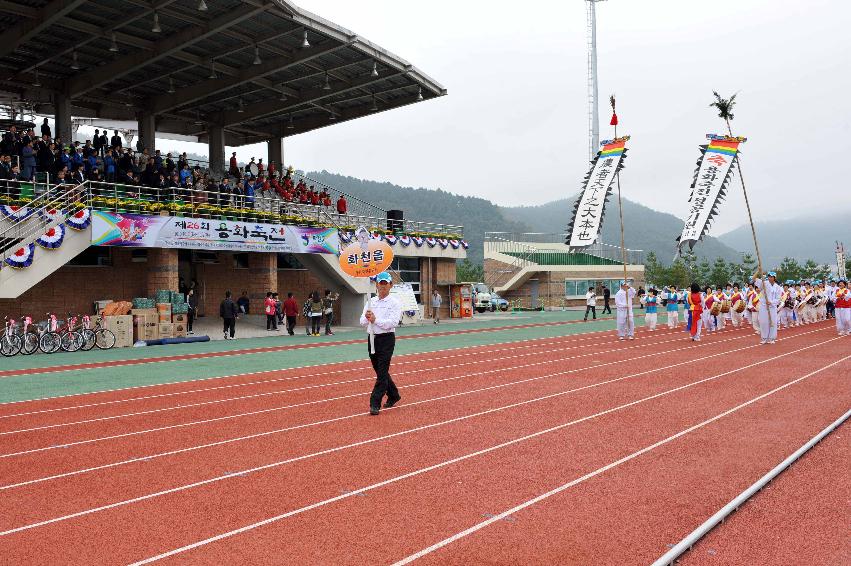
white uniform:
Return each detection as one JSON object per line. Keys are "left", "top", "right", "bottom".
{"left": 754, "top": 278, "right": 782, "bottom": 343}
{"left": 833, "top": 286, "right": 851, "bottom": 335}
{"left": 665, "top": 290, "right": 679, "bottom": 328}
{"left": 614, "top": 286, "right": 636, "bottom": 339}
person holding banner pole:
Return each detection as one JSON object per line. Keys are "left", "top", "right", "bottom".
{"left": 753, "top": 271, "right": 782, "bottom": 344}
{"left": 361, "top": 272, "right": 402, "bottom": 416}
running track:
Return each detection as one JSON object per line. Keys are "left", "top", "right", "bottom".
{"left": 0, "top": 320, "right": 847, "bottom": 564}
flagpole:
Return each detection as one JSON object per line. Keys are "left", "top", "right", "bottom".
{"left": 611, "top": 96, "right": 632, "bottom": 335}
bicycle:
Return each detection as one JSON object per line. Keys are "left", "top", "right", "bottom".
{"left": 80, "top": 315, "right": 116, "bottom": 350}
{"left": 56, "top": 313, "right": 84, "bottom": 353}
{"left": 1, "top": 316, "right": 22, "bottom": 357}
{"left": 19, "top": 316, "right": 39, "bottom": 355}
{"left": 38, "top": 313, "right": 63, "bottom": 354}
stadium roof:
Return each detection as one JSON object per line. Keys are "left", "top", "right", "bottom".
{"left": 0, "top": 0, "right": 446, "bottom": 146}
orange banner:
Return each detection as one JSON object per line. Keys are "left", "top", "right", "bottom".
{"left": 339, "top": 239, "right": 394, "bottom": 278}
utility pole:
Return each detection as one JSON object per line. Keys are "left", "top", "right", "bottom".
{"left": 586, "top": 1, "right": 606, "bottom": 161}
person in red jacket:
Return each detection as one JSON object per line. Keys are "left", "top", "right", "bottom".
{"left": 283, "top": 292, "right": 299, "bottom": 335}
{"left": 687, "top": 283, "right": 704, "bottom": 341}
{"left": 336, "top": 195, "right": 347, "bottom": 215}
{"left": 264, "top": 291, "right": 278, "bottom": 331}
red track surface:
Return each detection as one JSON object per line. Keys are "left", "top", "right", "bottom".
{"left": 0, "top": 321, "right": 847, "bottom": 565}
{"left": 681, "top": 420, "right": 850, "bottom": 566}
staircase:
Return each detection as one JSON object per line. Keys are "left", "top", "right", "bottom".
{"left": 0, "top": 182, "right": 91, "bottom": 298}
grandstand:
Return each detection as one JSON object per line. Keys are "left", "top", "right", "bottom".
{"left": 0, "top": 0, "right": 462, "bottom": 326}
{"left": 484, "top": 232, "right": 645, "bottom": 308}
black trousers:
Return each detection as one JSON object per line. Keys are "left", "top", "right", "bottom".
{"left": 311, "top": 316, "right": 321, "bottom": 334}
{"left": 286, "top": 315, "right": 296, "bottom": 335}
{"left": 369, "top": 333, "right": 399, "bottom": 409}
{"left": 584, "top": 305, "right": 596, "bottom": 320}
{"left": 222, "top": 317, "right": 235, "bottom": 338}
{"left": 187, "top": 307, "right": 195, "bottom": 332}
{"left": 266, "top": 314, "right": 277, "bottom": 330}
{"left": 602, "top": 300, "right": 612, "bottom": 314}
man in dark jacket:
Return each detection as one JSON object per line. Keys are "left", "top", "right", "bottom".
{"left": 220, "top": 290, "right": 239, "bottom": 339}
{"left": 602, "top": 286, "right": 612, "bottom": 315}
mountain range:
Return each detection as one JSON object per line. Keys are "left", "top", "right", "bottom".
{"left": 308, "top": 171, "right": 743, "bottom": 264}
{"left": 717, "top": 217, "right": 847, "bottom": 267}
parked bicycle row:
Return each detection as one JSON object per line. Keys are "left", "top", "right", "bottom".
{"left": 1, "top": 314, "right": 116, "bottom": 356}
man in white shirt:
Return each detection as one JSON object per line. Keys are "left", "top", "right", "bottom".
{"left": 361, "top": 271, "right": 403, "bottom": 415}
{"left": 753, "top": 271, "right": 782, "bottom": 344}
{"left": 614, "top": 280, "right": 637, "bottom": 340}
{"left": 583, "top": 287, "right": 597, "bottom": 321}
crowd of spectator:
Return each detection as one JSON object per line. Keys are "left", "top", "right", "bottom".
{"left": 0, "top": 120, "right": 349, "bottom": 217}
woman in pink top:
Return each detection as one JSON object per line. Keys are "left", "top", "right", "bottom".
{"left": 264, "top": 291, "right": 279, "bottom": 331}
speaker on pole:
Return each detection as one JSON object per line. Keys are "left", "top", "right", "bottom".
{"left": 386, "top": 209, "right": 404, "bottom": 233}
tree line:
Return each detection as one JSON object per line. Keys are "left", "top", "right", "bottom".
{"left": 644, "top": 251, "right": 835, "bottom": 289}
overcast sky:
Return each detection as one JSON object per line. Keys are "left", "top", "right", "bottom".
{"left": 160, "top": 0, "right": 851, "bottom": 235}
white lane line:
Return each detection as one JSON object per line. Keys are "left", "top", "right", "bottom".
{"left": 0, "top": 327, "right": 650, "bottom": 422}
{"left": 0, "top": 326, "right": 765, "bottom": 458}
{"left": 0, "top": 328, "right": 645, "bottom": 420}
{"left": 0, "top": 319, "right": 638, "bottom": 410}
{"left": 0, "top": 317, "right": 607, "bottom": 386}
{"left": 0, "top": 333, "right": 836, "bottom": 538}
{"left": 0, "top": 329, "right": 774, "bottom": 488}
{"left": 390, "top": 353, "right": 851, "bottom": 566}
{"left": 129, "top": 347, "right": 851, "bottom": 565}
{"left": 0, "top": 328, "right": 689, "bottom": 436}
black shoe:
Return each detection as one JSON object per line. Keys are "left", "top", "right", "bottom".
{"left": 383, "top": 395, "right": 401, "bottom": 409}
{"left": 369, "top": 407, "right": 380, "bottom": 416}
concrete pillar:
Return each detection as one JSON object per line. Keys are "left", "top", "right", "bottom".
{"left": 267, "top": 137, "right": 283, "bottom": 172}
{"left": 145, "top": 249, "right": 179, "bottom": 297}
{"left": 208, "top": 122, "right": 226, "bottom": 178}
{"left": 137, "top": 113, "right": 156, "bottom": 153}
{"left": 54, "top": 91, "right": 72, "bottom": 146}
{"left": 247, "top": 252, "right": 277, "bottom": 304}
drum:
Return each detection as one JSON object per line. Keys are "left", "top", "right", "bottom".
{"left": 720, "top": 300, "right": 731, "bottom": 313}
{"left": 710, "top": 301, "right": 722, "bottom": 316}
{"left": 733, "top": 300, "right": 746, "bottom": 313}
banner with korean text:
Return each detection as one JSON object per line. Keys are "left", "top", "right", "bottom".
{"left": 677, "top": 134, "right": 745, "bottom": 252}
{"left": 566, "top": 136, "right": 629, "bottom": 249}
{"left": 90, "top": 211, "right": 338, "bottom": 254}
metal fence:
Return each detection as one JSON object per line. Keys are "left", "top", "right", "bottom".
{"left": 485, "top": 232, "right": 643, "bottom": 265}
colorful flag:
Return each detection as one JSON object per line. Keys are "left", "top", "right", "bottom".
{"left": 566, "top": 136, "right": 630, "bottom": 249}
{"left": 677, "top": 134, "right": 746, "bottom": 252}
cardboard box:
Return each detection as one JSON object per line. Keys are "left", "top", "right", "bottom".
{"left": 131, "top": 308, "right": 157, "bottom": 316}
{"left": 172, "top": 313, "right": 187, "bottom": 324}
{"left": 158, "top": 322, "right": 174, "bottom": 338}
{"left": 134, "top": 316, "right": 159, "bottom": 341}
{"left": 103, "top": 315, "right": 133, "bottom": 333}
{"left": 112, "top": 330, "right": 134, "bottom": 348}
{"left": 173, "top": 321, "right": 187, "bottom": 337}
{"left": 158, "top": 313, "right": 173, "bottom": 322}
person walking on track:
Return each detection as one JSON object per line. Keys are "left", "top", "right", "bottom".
{"left": 220, "top": 290, "right": 239, "bottom": 340}
{"left": 361, "top": 271, "right": 402, "bottom": 415}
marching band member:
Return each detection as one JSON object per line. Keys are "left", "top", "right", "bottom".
{"left": 614, "top": 280, "right": 637, "bottom": 340}
{"left": 687, "top": 283, "right": 703, "bottom": 341}
{"left": 800, "top": 283, "right": 815, "bottom": 324}
{"left": 792, "top": 283, "right": 803, "bottom": 326}
{"left": 714, "top": 287, "right": 727, "bottom": 330}
{"left": 779, "top": 283, "right": 794, "bottom": 329}
{"left": 833, "top": 280, "right": 850, "bottom": 336}
{"left": 723, "top": 284, "right": 734, "bottom": 327}
{"left": 746, "top": 284, "right": 761, "bottom": 333}
{"left": 825, "top": 279, "right": 837, "bottom": 320}
{"left": 729, "top": 284, "right": 745, "bottom": 328}
{"left": 703, "top": 286, "right": 715, "bottom": 332}
{"left": 642, "top": 288, "right": 659, "bottom": 331}
{"left": 665, "top": 286, "right": 680, "bottom": 328}
{"left": 753, "top": 271, "right": 782, "bottom": 344}
{"left": 817, "top": 283, "right": 828, "bottom": 321}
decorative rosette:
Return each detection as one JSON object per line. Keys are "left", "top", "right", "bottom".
{"left": 5, "top": 243, "right": 35, "bottom": 269}
{"left": 65, "top": 208, "right": 91, "bottom": 230}
{"left": 384, "top": 234, "right": 397, "bottom": 245}
{"left": 412, "top": 236, "right": 424, "bottom": 247}
{"left": 39, "top": 207, "right": 66, "bottom": 224}
{"left": 461, "top": 240, "right": 469, "bottom": 249}
{"left": 36, "top": 225, "right": 65, "bottom": 249}
{"left": 398, "top": 235, "right": 411, "bottom": 247}
{"left": 372, "top": 231, "right": 383, "bottom": 240}
{"left": 449, "top": 239, "right": 460, "bottom": 249}
{"left": 425, "top": 237, "right": 437, "bottom": 247}
{"left": 404, "top": 310, "right": 418, "bottom": 317}
{"left": 0, "top": 205, "right": 35, "bottom": 222}
{"left": 437, "top": 238, "right": 449, "bottom": 249}
{"left": 339, "top": 231, "right": 352, "bottom": 244}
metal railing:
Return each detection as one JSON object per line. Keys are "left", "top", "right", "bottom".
{"left": 290, "top": 171, "right": 386, "bottom": 221}
{"left": 484, "top": 232, "right": 537, "bottom": 290}
{"left": 0, "top": 180, "right": 88, "bottom": 262}
{"left": 485, "top": 232, "right": 643, "bottom": 265}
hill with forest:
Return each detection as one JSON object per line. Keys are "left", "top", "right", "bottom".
{"left": 718, "top": 217, "right": 848, "bottom": 267}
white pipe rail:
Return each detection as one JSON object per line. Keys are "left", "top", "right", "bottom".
{"left": 651, "top": 407, "right": 851, "bottom": 566}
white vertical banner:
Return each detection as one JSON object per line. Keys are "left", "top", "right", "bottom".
{"left": 566, "top": 137, "right": 629, "bottom": 249}
{"left": 677, "top": 134, "right": 745, "bottom": 252}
